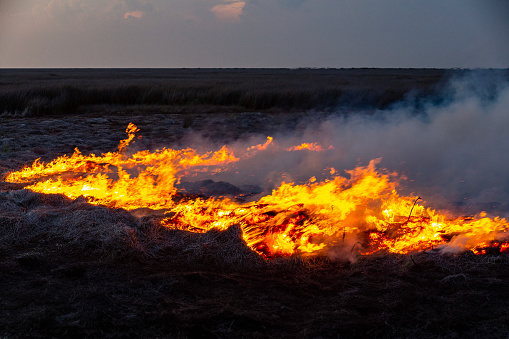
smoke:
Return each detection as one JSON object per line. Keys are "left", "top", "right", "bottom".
{"left": 185, "top": 71, "right": 509, "bottom": 217}
{"left": 325, "top": 233, "right": 362, "bottom": 264}
{"left": 311, "top": 71, "right": 509, "bottom": 216}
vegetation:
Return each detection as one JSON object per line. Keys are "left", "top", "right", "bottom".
{"left": 2, "top": 68, "right": 509, "bottom": 338}
{"left": 0, "top": 188, "right": 508, "bottom": 338}
{"left": 0, "top": 68, "right": 450, "bottom": 116}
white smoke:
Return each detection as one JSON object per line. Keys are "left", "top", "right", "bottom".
{"left": 183, "top": 71, "right": 509, "bottom": 217}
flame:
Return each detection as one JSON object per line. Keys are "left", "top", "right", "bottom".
{"left": 287, "top": 142, "right": 334, "bottom": 152}
{"left": 247, "top": 136, "right": 273, "bottom": 152}
{"left": 118, "top": 122, "right": 140, "bottom": 153}
{"left": 5, "top": 124, "right": 509, "bottom": 259}
{"left": 5, "top": 124, "right": 238, "bottom": 210}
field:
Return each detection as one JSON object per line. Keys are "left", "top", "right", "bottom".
{"left": 1, "top": 68, "right": 509, "bottom": 338}
{"left": 0, "top": 68, "right": 449, "bottom": 116}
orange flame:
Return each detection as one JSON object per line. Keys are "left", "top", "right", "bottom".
{"left": 118, "top": 122, "right": 140, "bottom": 153}
{"left": 5, "top": 124, "right": 509, "bottom": 259}
{"left": 5, "top": 124, "right": 238, "bottom": 210}
{"left": 287, "top": 142, "right": 334, "bottom": 152}
{"left": 247, "top": 136, "right": 273, "bottom": 152}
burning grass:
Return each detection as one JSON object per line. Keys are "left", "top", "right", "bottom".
{"left": 4, "top": 123, "right": 509, "bottom": 260}
{"left": 2, "top": 70, "right": 509, "bottom": 336}
{"left": 1, "top": 188, "right": 509, "bottom": 338}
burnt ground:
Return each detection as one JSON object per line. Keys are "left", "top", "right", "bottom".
{"left": 1, "top": 113, "right": 508, "bottom": 339}
{"left": 1, "top": 244, "right": 509, "bottom": 339}
{"left": 1, "top": 215, "right": 509, "bottom": 339}
{"left": 1, "top": 68, "right": 509, "bottom": 338}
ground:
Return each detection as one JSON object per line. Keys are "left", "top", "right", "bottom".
{"left": 1, "top": 69, "right": 509, "bottom": 338}
{"left": 2, "top": 232, "right": 509, "bottom": 338}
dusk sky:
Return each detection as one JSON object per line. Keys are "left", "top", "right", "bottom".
{"left": 1, "top": 0, "right": 508, "bottom": 68}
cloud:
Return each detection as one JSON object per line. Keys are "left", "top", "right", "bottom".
{"left": 43, "top": 0, "right": 91, "bottom": 21}
{"left": 1, "top": 0, "right": 508, "bottom": 67}
{"left": 117, "top": 0, "right": 153, "bottom": 13}
{"left": 211, "top": 0, "right": 245, "bottom": 23}
{"left": 278, "top": 0, "right": 305, "bottom": 8}
{"left": 124, "top": 10, "right": 143, "bottom": 19}
{"left": 28, "top": 0, "right": 154, "bottom": 21}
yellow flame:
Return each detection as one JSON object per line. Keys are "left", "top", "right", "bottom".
{"left": 287, "top": 142, "right": 334, "bottom": 152}
{"left": 5, "top": 123, "right": 509, "bottom": 258}
{"left": 247, "top": 136, "right": 273, "bottom": 152}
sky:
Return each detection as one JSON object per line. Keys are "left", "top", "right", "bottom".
{"left": 0, "top": 0, "right": 508, "bottom": 68}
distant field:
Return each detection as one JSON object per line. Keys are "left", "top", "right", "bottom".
{"left": 0, "top": 68, "right": 454, "bottom": 116}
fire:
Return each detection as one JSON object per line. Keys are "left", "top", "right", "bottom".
{"left": 5, "top": 123, "right": 239, "bottom": 210}
{"left": 247, "top": 136, "right": 273, "bottom": 152}
{"left": 287, "top": 142, "right": 334, "bottom": 152}
{"left": 5, "top": 124, "right": 509, "bottom": 259}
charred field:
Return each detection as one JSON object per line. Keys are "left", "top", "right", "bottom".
{"left": 1, "top": 68, "right": 509, "bottom": 338}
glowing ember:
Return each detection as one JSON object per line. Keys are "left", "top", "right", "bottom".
{"left": 5, "top": 124, "right": 509, "bottom": 258}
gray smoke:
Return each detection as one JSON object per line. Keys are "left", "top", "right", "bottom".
{"left": 185, "top": 71, "right": 509, "bottom": 217}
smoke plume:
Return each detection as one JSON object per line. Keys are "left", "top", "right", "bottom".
{"left": 187, "top": 71, "right": 509, "bottom": 217}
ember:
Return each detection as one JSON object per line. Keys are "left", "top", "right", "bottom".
{"left": 5, "top": 124, "right": 509, "bottom": 258}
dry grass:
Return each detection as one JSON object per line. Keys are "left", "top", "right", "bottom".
{"left": 2, "top": 68, "right": 509, "bottom": 337}
{"left": 0, "top": 68, "right": 449, "bottom": 116}
{"left": 1, "top": 188, "right": 509, "bottom": 338}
